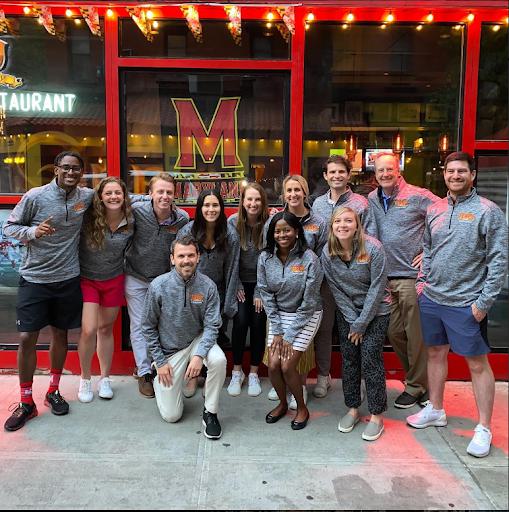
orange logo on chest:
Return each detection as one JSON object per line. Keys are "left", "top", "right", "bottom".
{"left": 304, "top": 224, "right": 319, "bottom": 233}
{"left": 73, "top": 201, "right": 86, "bottom": 212}
{"left": 356, "top": 254, "right": 370, "bottom": 264}
{"left": 394, "top": 199, "right": 409, "bottom": 208}
{"left": 458, "top": 212, "right": 475, "bottom": 222}
{"left": 190, "top": 293, "right": 204, "bottom": 304}
{"left": 291, "top": 265, "right": 305, "bottom": 273}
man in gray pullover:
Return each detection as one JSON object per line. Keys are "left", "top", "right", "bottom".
{"left": 4, "top": 151, "right": 94, "bottom": 432}
{"left": 366, "top": 152, "right": 440, "bottom": 409}
{"left": 124, "top": 173, "right": 189, "bottom": 398}
{"left": 408, "top": 152, "right": 508, "bottom": 458}
{"left": 311, "top": 155, "right": 370, "bottom": 398}
{"left": 141, "top": 236, "right": 226, "bottom": 439}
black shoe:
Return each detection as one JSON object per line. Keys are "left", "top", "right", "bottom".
{"left": 266, "top": 408, "right": 288, "bottom": 424}
{"left": 394, "top": 391, "right": 418, "bottom": 409}
{"left": 291, "top": 411, "right": 310, "bottom": 431}
{"left": 44, "top": 390, "right": 69, "bottom": 416}
{"left": 4, "top": 402, "right": 38, "bottom": 432}
{"left": 419, "top": 391, "right": 430, "bottom": 407}
{"left": 202, "top": 408, "right": 222, "bottom": 439}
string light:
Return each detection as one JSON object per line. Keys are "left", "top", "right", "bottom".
{"left": 65, "top": 9, "right": 73, "bottom": 18}
{"left": 106, "top": 9, "right": 114, "bottom": 18}
{"left": 152, "top": 21, "right": 159, "bottom": 29}
{"left": 467, "top": 12, "right": 475, "bottom": 23}
{"left": 426, "top": 12, "right": 434, "bottom": 23}
{"left": 491, "top": 24, "right": 501, "bottom": 32}
{"left": 266, "top": 12, "right": 274, "bottom": 21}
{"left": 386, "top": 11, "right": 394, "bottom": 23}
{"left": 37, "top": 18, "right": 43, "bottom": 25}
{"left": 342, "top": 23, "right": 349, "bottom": 30}
{"left": 453, "top": 24, "right": 462, "bottom": 31}
{"left": 305, "top": 22, "right": 310, "bottom": 30}
{"left": 306, "top": 13, "right": 315, "bottom": 22}
{"left": 23, "top": 6, "right": 31, "bottom": 15}
{"left": 416, "top": 24, "right": 423, "bottom": 31}
{"left": 74, "top": 19, "right": 82, "bottom": 26}
{"left": 146, "top": 10, "right": 154, "bottom": 20}
{"left": 346, "top": 12, "right": 354, "bottom": 22}
{"left": 380, "top": 24, "right": 387, "bottom": 30}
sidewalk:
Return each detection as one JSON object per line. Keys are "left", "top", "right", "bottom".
{"left": 0, "top": 375, "right": 507, "bottom": 510}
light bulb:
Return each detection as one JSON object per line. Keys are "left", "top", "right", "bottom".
{"left": 346, "top": 12, "right": 354, "bottom": 22}
{"left": 306, "top": 13, "right": 315, "bottom": 22}
{"left": 426, "top": 12, "right": 434, "bottom": 23}
{"left": 386, "top": 12, "right": 394, "bottom": 23}
{"left": 467, "top": 12, "right": 475, "bottom": 23}
{"left": 65, "top": 9, "right": 72, "bottom": 18}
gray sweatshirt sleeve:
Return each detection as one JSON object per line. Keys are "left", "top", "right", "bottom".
{"left": 416, "top": 218, "right": 432, "bottom": 297}
{"left": 141, "top": 285, "right": 167, "bottom": 369}
{"left": 284, "top": 256, "right": 324, "bottom": 344}
{"left": 321, "top": 251, "right": 359, "bottom": 322}
{"left": 363, "top": 205, "right": 378, "bottom": 238}
{"left": 475, "top": 207, "right": 508, "bottom": 312}
{"left": 194, "top": 285, "right": 222, "bottom": 359}
{"left": 223, "top": 230, "right": 240, "bottom": 318}
{"left": 257, "top": 255, "right": 283, "bottom": 335}
{"left": 350, "top": 245, "right": 388, "bottom": 334}
{"left": 315, "top": 221, "right": 328, "bottom": 256}
{"left": 3, "top": 193, "right": 38, "bottom": 241}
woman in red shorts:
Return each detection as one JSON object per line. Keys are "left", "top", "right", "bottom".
{"left": 77, "top": 177, "right": 134, "bottom": 402}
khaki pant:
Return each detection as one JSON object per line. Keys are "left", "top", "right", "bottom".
{"left": 388, "top": 279, "right": 427, "bottom": 396}
{"left": 153, "top": 335, "right": 226, "bottom": 423}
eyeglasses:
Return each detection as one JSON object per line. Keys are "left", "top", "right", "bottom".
{"left": 57, "top": 164, "right": 82, "bottom": 173}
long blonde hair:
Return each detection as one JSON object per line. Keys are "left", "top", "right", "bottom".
{"left": 282, "top": 174, "right": 309, "bottom": 206}
{"left": 328, "top": 206, "right": 368, "bottom": 261}
{"left": 236, "top": 182, "right": 268, "bottom": 251}
{"left": 83, "top": 177, "right": 132, "bottom": 250}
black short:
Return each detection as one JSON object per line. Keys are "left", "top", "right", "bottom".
{"left": 16, "top": 276, "right": 83, "bottom": 332}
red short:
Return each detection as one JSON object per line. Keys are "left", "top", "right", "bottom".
{"left": 80, "top": 274, "right": 126, "bottom": 308}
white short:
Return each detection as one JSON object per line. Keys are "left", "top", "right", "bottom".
{"left": 267, "top": 310, "right": 323, "bottom": 352}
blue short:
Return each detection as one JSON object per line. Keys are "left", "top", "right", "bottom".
{"left": 418, "top": 294, "right": 490, "bottom": 357}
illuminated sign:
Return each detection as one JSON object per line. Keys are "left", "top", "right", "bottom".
{"left": 0, "top": 39, "right": 23, "bottom": 89}
{"left": 0, "top": 92, "right": 76, "bottom": 113}
{"left": 171, "top": 97, "right": 243, "bottom": 170}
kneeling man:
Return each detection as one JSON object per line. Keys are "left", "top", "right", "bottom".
{"left": 141, "top": 235, "right": 227, "bottom": 439}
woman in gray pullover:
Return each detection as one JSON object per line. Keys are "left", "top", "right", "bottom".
{"left": 258, "top": 211, "right": 323, "bottom": 430}
{"left": 321, "top": 207, "right": 391, "bottom": 441}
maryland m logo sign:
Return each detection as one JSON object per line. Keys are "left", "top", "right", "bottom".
{"left": 171, "top": 97, "right": 243, "bottom": 170}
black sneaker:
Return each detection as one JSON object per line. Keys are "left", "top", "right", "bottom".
{"left": 44, "top": 390, "right": 69, "bottom": 416}
{"left": 394, "top": 391, "right": 418, "bottom": 409}
{"left": 202, "top": 408, "right": 222, "bottom": 439}
{"left": 4, "top": 402, "right": 38, "bottom": 431}
{"left": 419, "top": 391, "right": 430, "bottom": 407}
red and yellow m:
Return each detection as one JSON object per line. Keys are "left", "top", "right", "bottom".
{"left": 171, "top": 97, "right": 243, "bottom": 170}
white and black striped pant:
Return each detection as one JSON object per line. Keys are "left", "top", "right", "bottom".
{"left": 337, "top": 313, "right": 390, "bottom": 415}
{"left": 267, "top": 311, "right": 323, "bottom": 351}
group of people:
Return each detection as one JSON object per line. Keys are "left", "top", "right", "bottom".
{"left": 3, "top": 149, "right": 507, "bottom": 457}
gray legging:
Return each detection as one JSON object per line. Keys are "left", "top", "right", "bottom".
{"left": 337, "top": 312, "right": 390, "bottom": 416}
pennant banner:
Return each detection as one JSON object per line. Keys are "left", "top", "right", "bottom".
{"left": 0, "top": 9, "right": 9, "bottom": 34}
{"left": 225, "top": 5, "right": 241, "bottom": 45}
{"left": 80, "top": 7, "right": 102, "bottom": 38}
{"left": 277, "top": 6, "right": 295, "bottom": 35}
{"left": 181, "top": 5, "right": 203, "bottom": 43}
{"left": 126, "top": 7, "right": 154, "bottom": 42}
{"left": 276, "top": 22, "right": 290, "bottom": 43}
{"left": 35, "top": 5, "right": 56, "bottom": 36}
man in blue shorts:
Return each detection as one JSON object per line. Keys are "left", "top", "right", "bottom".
{"left": 407, "top": 151, "right": 508, "bottom": 458}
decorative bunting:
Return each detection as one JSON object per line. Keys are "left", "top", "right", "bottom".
{"left": 181, "top": 5, "right": 203, "bottom": 43}
{"left": 0, "top": 9, "right": 9, "bottom": 34}
{"left": 277, "top": 6, "right": 295, "bottom": 35}
{"left": 276, "top": 22, "right": 290, "bottom": 43}
{"left": 34, "top": 5, "right": 56, "bottom": 36}
{"left": 80, "top": 7, "right": 102, "bottom": 38}
{"left": 225, "top": 5, "right": 241, "bottom": 45}
{"left": 126, "top": 7, "right": 154, "bottom": 42}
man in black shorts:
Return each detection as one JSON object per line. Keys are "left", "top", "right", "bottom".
{"left": 4, "top": 151, "right": 94, "bottom": 431}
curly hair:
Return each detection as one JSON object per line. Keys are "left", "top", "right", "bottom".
{"left": 83, "top": 177, "right": 132, "bottom": 250}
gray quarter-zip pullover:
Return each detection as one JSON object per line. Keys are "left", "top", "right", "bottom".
{"left": 142, "top": 270, "right": 221, "bottom": 367}
{"left": 312, "top": 187, "right": 369, "bottom": 227}
{"left": 125, "top": 201, "right": 189, "bottom": 282}
{"left": 3, "top": 179, "right": 93, "bottom": 283}
{"left": 417, "top": 188, "right": 508, "bottom": 312}
{"left": 79, "top": 215, "right": 135, "bottom": 280}
{"left": 321, "top": 236, "right": 391, "bottom": 334}
{"left": 177, "top": 221, "right": 240, "bottom": 318}
{"left": 257, "top": 246, "right": 323, "bottom": 344}
{"left": 365, "top": 176, "right": 440, "bottom": 278}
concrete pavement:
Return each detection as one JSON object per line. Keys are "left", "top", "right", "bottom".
{"left": 0, "top": 375, "right": 507, "bottom": 510}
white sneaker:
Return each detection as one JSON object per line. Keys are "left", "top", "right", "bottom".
{"left": 78, "top": 378, "right": 93, "bottom": 403}
{"left": 98, "top": 377, "right": 113, "bottom": 400}
{"left": 267, "top": 386, "right": 278, "bottom": 401}
{"left": 289, "top": 386, "right": 308, "bottom": 411}
{"left": 227, "top": 370, "right": 245, "bottom": 396}
{"left": 247, "top": 373, "right": 262, "bottom": 397}
{"left": 407, "top": 403, "right": 447, "bottom": 429}
{"left": 467, "top": 424, "right": 492, "bottom": 458}
{"left": 312, "top": 374, "right": 331, "bottom": 398}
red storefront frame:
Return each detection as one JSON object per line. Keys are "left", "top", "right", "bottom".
{"left": 0, "top": 2, "right": 507, "bottom": 379}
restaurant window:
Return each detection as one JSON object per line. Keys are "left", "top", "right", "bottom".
{"left": 302, "top": 23, "right": 464, "bottom": 199}
{"left": 119, "top": 19, "right": 290, "bottom": 59}
{"left": 121, "top": 70, "right": 289, "bottom": 205}
{"left": 0, "top": 17, "right": 106, "bottom": 194}
{"left": 475, "top": 153, "right": 508, "bottom": 352}
{"left": 476, "top": 24, "right": 508, "bottom": 141}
